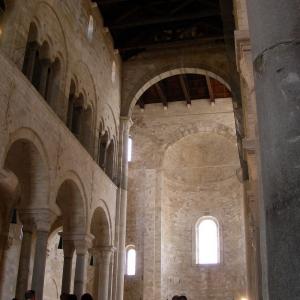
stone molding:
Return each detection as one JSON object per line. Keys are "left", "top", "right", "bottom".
{"left": 234, "top": 30, "right": 251, "bottom": 72}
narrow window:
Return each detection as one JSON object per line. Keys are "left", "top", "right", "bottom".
{"left": 126, "top": 247, "right": 136, "bottom": 276}
{"left": 128, "top": 137, "right": 132, "bottom": 162}
{"left": 196, "top": 217, "right": 219, "bottom": 265}
{"left": 87, "top": 15, "right": 94, "bottom": 41}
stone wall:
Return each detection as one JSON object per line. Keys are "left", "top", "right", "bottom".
{"left": 0, "top": 1, "right": 121, "bottom": 299}
{"left": 125, "top": 99, "right": 247, "bottom": 300}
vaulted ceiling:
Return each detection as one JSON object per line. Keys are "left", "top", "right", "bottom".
{"left": 93, "top": 0, "right": 229, "bottom": 60}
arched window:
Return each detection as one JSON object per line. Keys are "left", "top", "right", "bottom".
{"left": 128, "top": 137, "right": 132, "bottom": 162}
{"left": 126, "top": 246, "right": 136, "bottom": 276}
{"left": 196, "top": 217, "right": 220, "bottom": 265}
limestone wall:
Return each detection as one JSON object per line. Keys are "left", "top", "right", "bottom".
{"left": 125, "top": 99, "right": 247, "bottom": 300}
{"left": 0, "top": 1, "right": 120, "bottom": 298}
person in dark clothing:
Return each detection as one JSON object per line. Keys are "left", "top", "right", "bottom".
{"left": 172, "top": 296, "right": 180, "bottom": 300}
{"left": 25, "top": 290, "right": 35, "bottom": 300}
{"left": 81, "top": 293, "right": 93, "bottom": 300}
{"left": 68, "top": 295, "right": 77, "bottom": 300}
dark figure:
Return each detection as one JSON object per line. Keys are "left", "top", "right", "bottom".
{"left": 60, "top": 293, "right": 69, "bottom": 300}
{"left": 12, "top": 298, "right": 18, "bottom": 300}
{"left": 172, "top": 296, "right": 180, "bottom": 300}
{"left": 68, "top": 295, "right": 77, "bottom": 300}
{"left": 25, "top": 290, "right": 35, "bottom": 300}
{"left": 81, "top": 293, "right": 93, "bottom": 300}
{"left": 179, "top": 296, "right": 187, "bottom": 300}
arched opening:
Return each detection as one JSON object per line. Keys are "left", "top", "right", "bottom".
{"left": 46, "top": 57, "right": 61, "bottom": 109}
{"left": 67, "top": 80, "right": 76, "bottom": 130}
{"left": 81, "top": 105, "right": 94, "bottom": 155}
{"left": 196, "top": 217, "right": 220, "bottom": 265}
{"left": 0, "top": 138, "right": 49, "bottom": 300}
{"left": 98, "top": 131, "right": 109, "bottom": 170}
{"left": 56, "top": 179, "right": 86, "bottom": 235}
{"left": 70, "top": 93, "right": 84, "bottom": 138}
{"left": 22, "top": 22, "right": 39, "bottom": 81}
{"left": 88, "top": 207, "right": 112, "bottom": 300}
{"left": 44, "top": 227, "right": 66, "bottom": 300}
{"left": 47, "top": 178, "right": 86, "bottom": 297}
{"left": 124, "top": 68, "right": 246, "bottom": 300}
{"left": 105, "top": 140, "right": 115, "bottom": 180}
{"left": 125, "top": 246, "right": 136, "bottom": 276}
{"left": 32, "top": 40, "right": 50, "bottom": 94}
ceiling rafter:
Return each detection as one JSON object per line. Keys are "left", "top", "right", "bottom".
{"left": 179, "top": 75, "right": 191, "bottom": 105}
{"left": 107, "top": 10, "right": 220, "bottom": 30}
{"left": 205, "top": 75, "right": 215, "bottom": 103}
{"left": 154, "top": 83, "right": 168, "bottom": 107}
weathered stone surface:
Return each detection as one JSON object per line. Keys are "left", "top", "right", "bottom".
{"left": 125, "top": 100, "right": 247, "bottom": 300}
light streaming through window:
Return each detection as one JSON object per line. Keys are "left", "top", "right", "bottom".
{"left": 128, "top": 137, "right": 132, "bottom": 162}
{"left": 126, "top": 248, "right": 136, "bottom": 275}
{"left": 87, "top": 15, "right": 94, "bottom": 41}
{"left": 197, "top": 218, "right": 219, "bottom": 264}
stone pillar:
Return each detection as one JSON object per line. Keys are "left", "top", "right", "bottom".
{"left": 31, "top": 209, "right": 56, "bottom": 300}
{"left": 95, "top": 246, "right": 114, "bottom": 300}
{"left": 113, "top": 116, "right": 132, "bottom": 300}
{"left": 246, "top": 1, "right": 300, "bottom": 299}
{"left": 61, "top": 238, "right": 75, "bottom": 294}
{"left": 23, "top": 41, "right": 39, "bottom": 81}
{"left": 15, "top": 216, "right": 34, "bottom": 300}
{"left": 73, "top": 234, "right": 93, "bottom": 299}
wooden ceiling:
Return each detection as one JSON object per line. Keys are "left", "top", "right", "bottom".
{"left": 137, "top": 74, "right": 231, "bottom": 108}
{"left": 94, "top": 0, "right": 225, "bottom": 60}
{"left": 0, "top": 0, "right": 5, "bottom": 12}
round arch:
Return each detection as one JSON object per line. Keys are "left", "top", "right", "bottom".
{"left": 1, "top": 127, "right": 50, "bottom": 209}
{"left": 54, "top": 171, "right": 88, "bottom": 234}
{"left": 125, "top": 66, "right": 232, "bottom": 117}
{"left": 90, "top": 205, "right": 112, "bottom": 247}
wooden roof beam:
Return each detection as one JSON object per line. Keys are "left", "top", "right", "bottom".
{"left": 154, "top": 83, "right": 168, "bottom": 108}
{"left": 205, "top": 75, "right": 215, "bottom": 104}
{"left": 179, "top": 75, "right": 191, "bottom": 106}
{"left": 108, "top": 10, "right": 220, "bottom": 30}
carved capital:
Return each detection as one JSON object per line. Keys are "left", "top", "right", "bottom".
{"left": 63, "top": 233, "right": 94, "bottom": 255}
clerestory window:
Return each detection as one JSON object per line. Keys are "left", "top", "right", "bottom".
{"left": 126, "top": 246, "right": 136, "bottom": 276}
{"left": 196, "top": 217, "right": 220, "bottom": 265}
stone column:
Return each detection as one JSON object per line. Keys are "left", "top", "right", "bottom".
{"left": 61, "top": 238, "right": 75, "bottom": 294}
{"left": 113, "top": 116, "right": 132, "bottom": 300}
{"left": 15, "top": 216, "right": 34, "bottom": 300}
{"left": 38, "top": 58, "right": 52, "bottom": 100}
{"left": 95, "top": 246, "right": 114, "bottom": 300}
{"left": 246, "top": 1, "right": 300, "bottom": 299}
{"left": 31, "top": 209, "right": 56, "bottom": 300}
{"left": 23, "top": 41, "right": 39, "bottom": 81}
{"left": 73, "top": 234, "right": 94, "bottom": 299}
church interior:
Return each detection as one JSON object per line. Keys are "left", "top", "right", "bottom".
{"left": 0, "top": 0, "right": 299, "bottom": 299}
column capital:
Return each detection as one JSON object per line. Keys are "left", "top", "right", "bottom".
{"left": 120, "top": 116, "right": 133, "bottom": 131}
{"left": 94, "top": 246, "right": 115, "bottom": 264}
{"left": 63, "top": 233, "right": 94, "bottom": 254}
{"left": 19, "top": 208, "right": 57, "bottom": 232}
